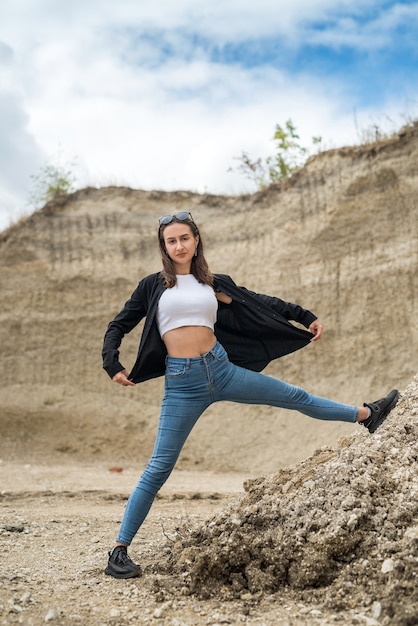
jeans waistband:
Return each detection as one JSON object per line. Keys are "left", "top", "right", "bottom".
{"left": 165, "top": 341, "right": 225, "bottom": 367}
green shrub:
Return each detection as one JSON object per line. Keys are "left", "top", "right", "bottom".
{"left": 233, "top": 119, "right": 322, "bottom": 189}
{"left": 29, "top": 158, "right": 77, "bottom": 209}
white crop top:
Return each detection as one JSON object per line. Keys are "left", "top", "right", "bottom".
{"left": 157, "top": 274, "right": 218, "bottom": 337}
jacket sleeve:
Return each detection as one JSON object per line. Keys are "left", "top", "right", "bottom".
{"left": 215, "top": 274, "right": 317, "bottom": 328}
{"left": 102, "top": 275, "right": 153, "bottom": 379}
{"left": 254, "top": 292, "right": 317, "bottom": 328}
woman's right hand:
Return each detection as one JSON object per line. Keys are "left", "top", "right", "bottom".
{"left": 112, "top": 370, "right": 136, "bottom": 387}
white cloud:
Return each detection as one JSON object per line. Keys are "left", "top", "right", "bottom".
{"left": 0, "top": 45, "right": 45, "bottom": 230}
{"left": 306, "top": 2, "right": 418, "bottom": 50}
{"left": 0, "top": 1, "right": 389, "bottom": 53}
{"left": 0, "top": 0, "right": 417, "bottom": 231}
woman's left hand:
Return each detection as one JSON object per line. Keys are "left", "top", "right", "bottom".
{"left": 309, "top": 320, "right": 323, "bottom": 342}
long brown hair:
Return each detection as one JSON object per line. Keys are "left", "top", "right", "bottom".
{"left": 158, "top": 215, "right": 214, "bottom": 288}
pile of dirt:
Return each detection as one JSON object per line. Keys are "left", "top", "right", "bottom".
{"left": 165, "top": 376, "right": 418, "bottom": 625}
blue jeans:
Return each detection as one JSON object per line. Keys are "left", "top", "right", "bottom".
{"left": 116, "top": 342, "right": 357, "bottom": 544}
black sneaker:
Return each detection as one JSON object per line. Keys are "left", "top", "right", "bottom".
{"left": 361, "top": 389, "right": 399, "bottom": 434}
{"left": 104, "top": 546, "right": 142, "bottom": 579}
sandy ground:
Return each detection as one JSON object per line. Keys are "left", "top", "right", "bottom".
{"left": 0, "top": 460, "right": 402, "bottom": 626}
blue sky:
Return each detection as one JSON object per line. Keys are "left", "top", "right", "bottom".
{"left": 1, "top": 0, "right": 417, "bottom": 230}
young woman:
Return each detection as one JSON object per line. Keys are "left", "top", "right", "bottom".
{"left": 102, "top": 211, "right": 398, "bottom": 579}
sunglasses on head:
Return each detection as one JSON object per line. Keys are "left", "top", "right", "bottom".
{"left": 159, "top": 211, "right": 194, "bottom": 225}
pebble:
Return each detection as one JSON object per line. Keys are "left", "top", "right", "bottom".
{"left": 45, "top": 608, "right": 59, "bottom": 622}
{"left": 372, "top": 602, "right": 382, "bottom": 619}
{"left": 109, "top": 608, "right": 121, "bottom": 617}
{"left": 240, "top": 593, "right": 253, "bottom": 601}
{"left": 347, "top": 513, "right": 358, "bottom": 530}
{"left": 19, "top": 591, "right": 31, "bottom": 604}
{"left": 356, "top": 615, "right": 379, "bottom": 626}
{"left": 381, "top": 558, "right": 394, "bottom": 573}
{"left": 404, "top": 525, "right": 418, "bottom": 539}
{"left": 209, "top": 614, "right": 232, "bottom": 623}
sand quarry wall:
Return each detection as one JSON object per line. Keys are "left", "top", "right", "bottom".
{"left": 0, "top": 123, "right": 418, "bottom": 473}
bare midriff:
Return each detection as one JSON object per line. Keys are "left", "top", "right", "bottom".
{"left": 162, "top": 326, "right": 217, "bottom": 358}
{"left": 161, "top": 292, "right": 232, "bottom": 357}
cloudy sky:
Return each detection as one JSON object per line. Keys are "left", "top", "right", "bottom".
{"left": 1, "top": 0, "right": 418, "bottom": 231}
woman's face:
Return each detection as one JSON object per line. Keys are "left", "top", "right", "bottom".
{"left": 162, "top": 222, "right": 199, "bottom": 273}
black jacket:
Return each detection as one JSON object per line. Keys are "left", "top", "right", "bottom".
{"left": 102, "top": 273, "right": 317, "bottom": 384}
